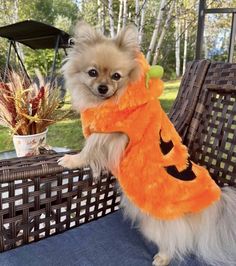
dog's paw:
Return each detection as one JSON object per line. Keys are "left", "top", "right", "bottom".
{"left": 57, "top": 154, "right": 85, "bottom": 169}
{"left": 152, "top": 253, "right": 170, "bottom": 266}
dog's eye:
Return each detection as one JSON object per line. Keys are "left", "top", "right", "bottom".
{"left": 88, "top": 69, "right": 98, "bottom": 77}
{"left": 111, "top": 73, "right": 121, "bottom": 81}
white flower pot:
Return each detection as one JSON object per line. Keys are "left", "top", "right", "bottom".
{"left": 13, "top": 129, "right": 48, "bottom": 157}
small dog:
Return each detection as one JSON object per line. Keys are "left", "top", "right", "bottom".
{"left": 58, "top": 22, "right": 236, "bottom": 266}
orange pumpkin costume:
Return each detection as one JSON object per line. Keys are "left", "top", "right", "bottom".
{"left": 81, "top": 53, "right": 221, "bottom": 220}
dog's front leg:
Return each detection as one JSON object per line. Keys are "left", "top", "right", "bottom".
{"left": 57, "top": 133, "right": 106, "bottom": 177}
{"left": 58, "top": 132, "right": 128, "bottom": 180}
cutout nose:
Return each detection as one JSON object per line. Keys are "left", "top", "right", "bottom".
{"left": 98, "top": 85, "right": 108, "bottom": 94}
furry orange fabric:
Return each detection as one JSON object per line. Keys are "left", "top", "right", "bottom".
{"left": 81, "top": 53, "right": 221, "bottom": 220}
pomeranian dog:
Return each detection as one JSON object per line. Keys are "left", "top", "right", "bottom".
{"left": 58, "top": 22, "right": 236, "bottom": 266}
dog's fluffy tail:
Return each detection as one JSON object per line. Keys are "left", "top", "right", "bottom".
{"left": 197, "top": 186, "right": 236, "bottom": 266}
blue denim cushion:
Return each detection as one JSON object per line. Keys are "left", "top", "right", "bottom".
{"left": 0, "top": 210, "right": 207, "bottom": 266}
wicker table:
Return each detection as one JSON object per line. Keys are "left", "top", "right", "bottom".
{"left": 0, "top": 149, "right": 119, "bottom": 252}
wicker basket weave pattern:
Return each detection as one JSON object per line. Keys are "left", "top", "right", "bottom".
{"left": 187, "top": 63, "right": 236, "bottom": 187}
{"left": 0, "top": 153, "right": 120, "bottom": 251}
{"left": 168, "top": 59, "right": 210, "bottom": 141}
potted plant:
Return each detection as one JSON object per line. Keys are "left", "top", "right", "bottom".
{"left": 0, "top": 71, "right": 65, "bottom": 157}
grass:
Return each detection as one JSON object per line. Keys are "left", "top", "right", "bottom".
{"left": 0, "top": 79, "right": 180, "bottom": 152}
{"left": 160, "top": 79, "right": 180, "bottom": 112}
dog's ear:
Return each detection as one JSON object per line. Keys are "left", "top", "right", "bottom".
{"left": 114, "top": 25, "right": 139, "bottom": 53}
{"left": 73, "top": 21, "right": 102, "bottom": 46}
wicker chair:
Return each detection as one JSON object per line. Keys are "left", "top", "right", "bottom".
{"left": 0, "top": 60, "right": 235, "bottom": 265}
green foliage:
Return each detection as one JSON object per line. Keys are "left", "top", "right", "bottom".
{"left": 23, "top": 48, "right": 65, "bottom": 77}
{"left": 77, "top": 0, "right": 99, "bottom": 26}
{"left": 24, "top": 49, "right": 53, "bottom": 76}
{"left": 0, "top": 38, "right": 7, "bottom": 69}
{"left": 0, "top": 127, "right": 13, "bottom": 151}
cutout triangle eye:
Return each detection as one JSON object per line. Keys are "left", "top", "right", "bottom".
{"left": 160, "top": 134, "right": 174, "bottom": 155}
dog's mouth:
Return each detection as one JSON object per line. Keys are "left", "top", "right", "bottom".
{"left": 98, "top": 92, "right": 117, "bottom": 99}
{"left": 85, "top": 84, "right": 118, "bottom": 100}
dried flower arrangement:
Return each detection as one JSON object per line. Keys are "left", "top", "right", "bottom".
{"left": 0, "top": 71, "right": 66, "bottom": 135}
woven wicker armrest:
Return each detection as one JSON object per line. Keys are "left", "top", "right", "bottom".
{"left": 0, "top": 152, "right": 120, "bottom": 252}
{"left": 186, "top": 62, "right": 236, "bottom": 187}
{"left": 169, "top": 59, "right": 210, "bottom": 140}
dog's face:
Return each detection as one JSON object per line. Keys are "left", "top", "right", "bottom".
{"left": 63, "top": 22, "right": 141, "bottom": 111}
{"left": 75, "top": 44, "right": 136, "bottom": 99}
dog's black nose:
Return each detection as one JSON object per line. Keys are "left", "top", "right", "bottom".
{"left": 98, "top": 85, "right": 108, "bottom": 94}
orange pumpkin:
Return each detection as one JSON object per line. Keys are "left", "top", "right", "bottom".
{"left": 81, "top": 53, "right": 221, "bottom": 220}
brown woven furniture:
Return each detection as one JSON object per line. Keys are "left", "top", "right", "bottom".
{"left": 0, "top": 153, "right": 120, "bottom": 252}
{"left": 169, "top": 59, "right": 210, "bottom": 139}
{"left": 187, "top": 62, "right": 236, "bottom": 187}
{"left": 0, "top": 60, "right": 235, "bottom": 252}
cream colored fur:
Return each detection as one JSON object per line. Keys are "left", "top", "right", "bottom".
{"left": 58, "top": 22, "right": 236, "bottom": 266}
{"left": 122, "top": 187, "right": 236, "bottom": 266}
